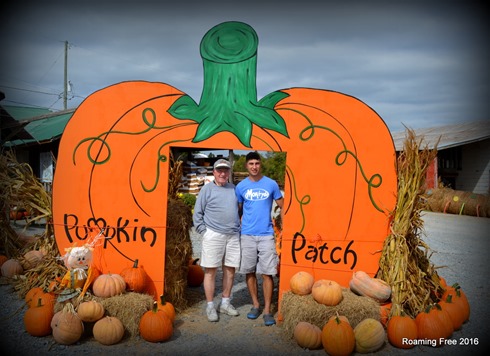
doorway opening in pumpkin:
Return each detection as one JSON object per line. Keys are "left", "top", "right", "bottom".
{"left": 168, "top": 146, "right": 286, "bottom": 201}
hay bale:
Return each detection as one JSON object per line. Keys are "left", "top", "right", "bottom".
{"left": 164, "top": 198, "right": 193, "bottom": 312}
{"left": 96, "top": 292, "right": 154, "bottom": 338}
{"left": 280, "top": 289, "right": 380, "bottom": 339}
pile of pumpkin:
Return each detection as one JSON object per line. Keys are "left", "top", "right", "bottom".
{"left": 20, "top": 272, "right": 177, "bottom": 345}
{"left": 288, "top": 270, "right": 470, "bottom": 355}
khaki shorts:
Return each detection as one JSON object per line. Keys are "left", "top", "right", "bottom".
{"left": 239, "top": 234, "right": 278, "bottom": 275}
{"left": 200, "top": 228, "right": 241, "bottom": 268}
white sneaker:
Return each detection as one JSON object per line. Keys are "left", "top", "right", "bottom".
{"left": 219, "top": 303, "right": 239, "bottom": 316}
{"left": 206, "top": 305, "right": 218, "bottom": 322}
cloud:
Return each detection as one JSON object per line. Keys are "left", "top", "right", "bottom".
{"left": 1, "top": 0, "right": 488, "bottom": 131}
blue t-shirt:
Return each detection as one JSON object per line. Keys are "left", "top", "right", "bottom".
{"left": 236, "top": 176, "right": 283, "bottom": 236}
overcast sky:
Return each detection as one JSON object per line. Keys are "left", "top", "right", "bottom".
{"left": 1, "top": 0, "right": 488, "bottom": 133}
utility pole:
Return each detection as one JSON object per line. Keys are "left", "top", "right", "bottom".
{"left": 63, "top": 40, "right": 68, "bottom": 110}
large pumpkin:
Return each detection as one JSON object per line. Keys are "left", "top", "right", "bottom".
{"left": 415, "top": 305, "right": 453, "bottom": 346}
{"left": 120, "top": 259, "right": 149, "bottom": 293}
{"left": 312, "top": 279, "right": 343, "bottom": 306}
{"left": 77, "top": 300, "right": 105, "bottom": 322}
{"left": 290, "top": 271, "right": 314, "bottom": 295}
{"left": 52, "top": 22, "right": 397, "bottom": 303}
{"left": 353, "top": 318, "right": 385, "bottom": 353}
{"left": 51, "top": 305, "right": 84, "bottom": 345}
{"left": 321, "top": 315, "right": 355, "bottom": 356}
{"left": 294, "top": 321, "right": 322, "bottom": 350}
{"left": 93, "top": 316, "right": 125, "bottom": 345}
{"left": 139, "top": 301, "right": 173, "bottom": 343}
{"left": 386, "top": 315, "right": 417, "bottom": 349}
{"left": 92, "top": 273, "right": 126, "bottom": 298}
{"left": 349, "top": 271, "right": 391, "bottom": 302}
{"left": 23, "top": 298, "right": 54, "bottom": 337}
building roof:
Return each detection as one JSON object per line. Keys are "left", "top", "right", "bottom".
{"left": 391, "top": 120, "right": 490, "bottom": 151}
{"left": 1, "top": 105, "right": 75, "bottom": 147}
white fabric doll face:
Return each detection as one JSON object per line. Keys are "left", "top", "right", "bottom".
{"left": 65, "top": 246, "right": 93, "bottom": 269}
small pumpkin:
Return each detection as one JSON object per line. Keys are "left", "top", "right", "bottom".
{"left": 293, "top": 321, "right": 322, "bottom": 350}
{"left": 77, "top": 300, "right": 105, "bottom": 322}
{"left": 349, "top": 271, "right": 391, "bottom": 302}
{"left": 23, "top": 298, "right": 54, "bottom": 337}
{"left": 157, "top": 294, "right": 176, "bottom": 323}
{"left": 51, "top": 304, "right": 84, "bottom": 345}
{"left": 0, "top": 254, "right": 8, "bottom": 270}
{"left": 92, "top": 273, "right": 126, "bottom": 297}
{"left": 379, "top": 302, "right": 392, "bottom": 327}
{"left": 415, "top": 304, "right": 452, "bottom": 346}
{"left": 386, "top": 314, "right": 417, "bottom": 349}
{"left": 139, "top": 301, "right": 173, "bottom": 343}
{"left": 22, "top": 250, "right": 44, "bottom": 270}
{"left": 438, "top": 294, "right": 465, "bottom": 330}
{"left": 26, "top": 288, "right": 55, "bottom": 309}
{"left": 25, "top": 286, "right": 43, "bottom": 306}
{"left": 120, "top": 259, "right": 149, "bottom": 292}
{"left": 442, "top": 283, "right": 470, "bottom": 322}
{"left": 93, "top": 316, "right": 125, "bottom": 345}
{"left": 289, "top": 271, "right": 314, "bottom": 295}
{"left": 187, "top": 258, "right": 205, "bottom": 287}
{"left": 1, "top": 258, "right": 23, "bottom": 277}
{"left": 321, "top": 315, "right": 355, "bottom": 356}
{"left": 353, "top": 318, "right": 385, "bottom": 353}
{"left": 312, "top": 279, "right": 342, "bottom": 306}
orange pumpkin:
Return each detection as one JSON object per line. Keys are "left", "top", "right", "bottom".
{"left": 23, "top": 298, "right": 54, "bottom": 337}
{"left": 25, "top": 286, "right": 43, "bottom": 306}
{"left": 157, "top": 294, "right": 176, "bottom": 323}
{"left": 312, "top": 279, "right": 343, "bottom": 306}
{"left": 386, "top": 315, "right": 417, "bottom": 349}
{"left": 290, "top": 271, "right": 314, "bottom": 295}
{"left": 25, "top": 287, "right": 55, "bottom": 309}
{"left": 77, "top": 300, "right": 105, "bottom": 322}
{"left": 92, "top": 273, "right": 126, "bottom": 297}
{"left": 415, "top": 304, "right": 452, "bottom": 346}
{"left": 93, "top": 316, "right": 125, "bottom": 345}
{"left": 51, "top": 305, "right": 84, "bottom": 345}
{"left": 139, "top": 301, "right": 173, "bottom": 343}
{"left": 349, "top": 271, "right": 391, "bottom": 302}
{"left": 379, "top": 302, "right": 392, "bottom": 327}
{"left": 187, "top": 258, "right": 204, "bottom": 287}
{"left": 442, "top": 283, "right": 470, "bottom": 322}
{"left": 438, "top": 294, "right": 465, "bottom": 330}
{"left": 0, "top": 254, "right": 8, "bottom": 270}
{"left": 120, "top": 259, "right": 149, "bottom": 292}
{"left": 294, "top": 321, "right": 322, "bottom": 350}
{"left": 321, "top": 315, "right": 355, "bottom": 356}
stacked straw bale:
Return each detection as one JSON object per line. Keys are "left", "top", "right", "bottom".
{"left": 280, "top": 289, "right": 380, "bottom": 339}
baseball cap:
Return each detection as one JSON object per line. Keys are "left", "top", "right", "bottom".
{"left": 213, "top": 159, "right": 231, "bottom": 170}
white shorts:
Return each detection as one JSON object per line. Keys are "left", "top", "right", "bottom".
{"left": 239, "top": 234, "right": 278, "bottom": 275}
{"left": 200, "top": 228, "right": 241, "bottom": 268}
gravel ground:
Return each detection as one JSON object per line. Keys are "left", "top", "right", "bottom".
{"left": 0, "top": 211, "right": 489, "bottom": 355}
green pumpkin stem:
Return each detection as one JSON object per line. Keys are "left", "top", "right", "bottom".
{"left": 168, "top": 21, "right": 289, "bottom": 147}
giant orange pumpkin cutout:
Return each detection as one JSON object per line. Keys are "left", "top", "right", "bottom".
{"left": 53, "top": 22, "right": 397, "bottom": 306}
